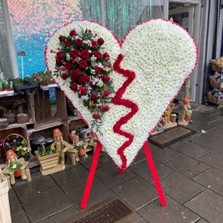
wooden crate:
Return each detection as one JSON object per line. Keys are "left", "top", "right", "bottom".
{"left": 35, "top": 151, "right": 64, "bottom": 175}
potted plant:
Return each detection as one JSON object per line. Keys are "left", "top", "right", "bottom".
{"left": 12, "top": 76, "right": 39, "bottom": 93}
{"left": 0, "top": 72, "right": 5, "bottom": 91}
{"left": 33, "top": 71, "right": 57, "bottom": 90}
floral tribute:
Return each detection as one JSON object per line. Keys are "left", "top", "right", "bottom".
{"left": 52, "top": 28, "right": 114, "bottom": 129}
{"left": 45, "top": 20, "right": 197, "bottom": 170}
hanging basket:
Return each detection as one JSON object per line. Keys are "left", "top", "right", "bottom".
{"left": 3, "top": 133, "right": 30, "bottom": 161}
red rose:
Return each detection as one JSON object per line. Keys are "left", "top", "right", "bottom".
{"left": 90, "top": 94, "right": 97, "bottom": 101}
{"left": 103, "top": 52, "right": 110, "bottom": 60}
{"left": 82, "top": 75, "right": 90, "bottom": 83}
{"left": 60, "top": 73, "right": 68, "bottom": 80}
{"left": 79, "top": 86, "right": 87, "bottom": 95}
{"left": 71, "top": 69, "right": 81, "bottom": 80}
{"left": 64, "top": 41, "right": 71, "bottom": 47}
{"left": 92, "top": 113, "right": 101, "bottom": 119}
{"left": 64, "top": 62, "right": 72, "bottom": 70}
{"left": 103, "top": 89, "right": 111, "bottom": 97}
{"left": 70, "top": 49, "right": 79, "bottom": 58}
{"left": 76, "top": 39, "right": 83, "bottom": 46}
{"left": 94, "top": 51, "right": 102, "bottom": 59}
{"left": 79, "top": 75, "right": 90, "bottom": 84}
{"left": 97, "top": 38, "right": 104, "bottom": 46}
{"left": 70, "top": 83, "right": 78, "bottom": 92}
{"left": 101, "top": 75, "right": 110, "bottom": 83}
{"left": 56, "top": 52, "right": 64, "bottom": 60}
{"left": 79, "top": 60, "right": 87, "bottom": 69}
{"left": 70, "top": 30, "right": 76, "bottom": 36}
{"left": 91, "top": 41, "right": 97, "bottom": 49}
{"left": 81, "top": 50, "right": 90, "bottom": 59}
{"left": 94, "top": 66, "right": 102, "bottom": 74}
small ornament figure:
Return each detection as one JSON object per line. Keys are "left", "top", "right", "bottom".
{"left": 180, "top": 96, "right": 192, "bottom": 123}
{"left": 52, "top": 128, "right": 73, "bottom": 165}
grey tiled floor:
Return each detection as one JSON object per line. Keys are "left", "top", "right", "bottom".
{"left": 9, "top": 105, "right": 223, "bottom": 223}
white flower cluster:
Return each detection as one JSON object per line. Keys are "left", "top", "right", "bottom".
{"left": 46, "top": 19, "right": 197, "bottom": 168}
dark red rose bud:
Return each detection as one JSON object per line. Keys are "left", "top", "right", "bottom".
{"left": 69, "top": 30, "right": 76, "bottom": 36}
{"left": 60, "top": 73, "right": 68, "bottom": 80}
{"left": 76, "top": 39, "right": 83, "bottom": 46}
{"left": 101, "top": 75, "right": 110, "bottom": 83}
{"left": 91, "top": 94, "right": 97, "bottom": 101}
{"left": 94, "top": 51, "right": 102, "bottom": 59}
{"left": 102, "top": 105, "right": 110, "bottom": 111}
{"left": 79, "top": 60, "right": 87, "bottom": 69}
{"left": 103, "top": 52, "right": 110, "bottom": 59}
{"left": 103, "top": 89, "right": 111, "bottom": 97}
{"left": 92, "top": 113, "right": 101, "bottom": 119}
{"left": 59, "top": 35, "right": 65, "bottom": 41}
{"left": 97, "top": 38, "right": 104, "bottom": 46}
{"left": 70, "top": 83, "right": 78, "bottom": 92}
{"left": 64, "top": 41, "right": 71, "bottom": 47}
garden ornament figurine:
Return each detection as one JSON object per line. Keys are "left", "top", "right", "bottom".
{"left": 52, "top": 128, "right": 73, "bottom": 165}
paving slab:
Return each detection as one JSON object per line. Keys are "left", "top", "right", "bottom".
{"left": 185, "top": 189, "right": 223, "bottom": 223}
{"left": 193, "top": 167, "right": 223, "bottom": 195}
{"left": 39, "top": 206, "right": 78, "bottom": 223}
{"left": 202, "top": 137, "right": 223, "bottom": 152}
{"left": 138, "top": 196, "right": 200, "bottom": 223}
{"left": 12, "top": 211, "right": 30, "bottom": 223}
{"left": 21, "top": 186, "right": 73, "bottom": 223}
{"left": 52, "top": 165, "right": 88, "bottom": 192}
{"left": 161, "top": 172, "right": 205, "bottom": 204}
{"left": 150, "top": 146, "right": 181, "bottom": 163}
{"left": 95, "top": 162, "right": 137, "bottom": 190}
{"left": 9, "top": 188, "right": 23, "bottom": 216}
{"left": 13, "top": 175, "right": 56, "bottom": 201}
{"left": 130, "top": 160, "right": 172, "bottom": 184}
{"left": 65, "top": 178, "right": 116, "bottom": 209}
{"left": 112, "top": 176, "right": 157, "bottom": 210}
{"left": 166, "top": 155, "right": 209, "bottom": 178}
{"left": 171, "top": 141, "right": 212, "bottom": 159}
{"left": 196, "top": 219, "right": 209, "bottom": 223}
{"left": 200, "top": 150, "right": 223, "bottom": 171}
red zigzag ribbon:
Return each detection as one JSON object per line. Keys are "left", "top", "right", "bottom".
{"left": 112, "top": 54, "right": 139, "bottom": 173}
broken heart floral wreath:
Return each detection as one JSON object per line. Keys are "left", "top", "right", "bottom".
{"left": 45, "top": 19, "right": 198, "bottom": 171}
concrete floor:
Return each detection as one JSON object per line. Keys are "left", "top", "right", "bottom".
{"left": 9, "top": 105, "right": 223, "bottom": 223}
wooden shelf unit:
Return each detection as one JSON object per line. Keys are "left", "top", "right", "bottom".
{"left": 0, "top": 87, "right": 85, "bottom": 152}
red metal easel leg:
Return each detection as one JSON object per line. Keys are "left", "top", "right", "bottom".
{"left": 143, "top": 141, "right": 167, "bottom": 206}
{"left": 80, "top": 141, "right": 102, "bottom": 209}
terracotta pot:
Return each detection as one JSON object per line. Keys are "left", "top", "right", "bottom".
{"left": 170, "top": 117, "right": 176, "bottom": 123}
{"left": 79, "top": 148, "right": 85, "bottom": 156}
{"left": 14, "top": 169, "right": 22, "bottom": 177}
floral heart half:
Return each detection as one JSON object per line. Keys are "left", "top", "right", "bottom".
{"left": 45, "top": 19, "right": 197, "bottom": 171}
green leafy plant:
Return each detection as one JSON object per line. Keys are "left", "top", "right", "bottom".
{"left": 33, "top": 71, "right": 55, "bottom": 86}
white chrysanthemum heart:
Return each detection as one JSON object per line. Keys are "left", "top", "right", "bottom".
{"left": 45, "top": 19, "right": 197, "bottom": 169}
